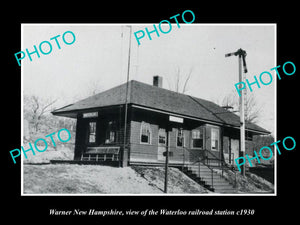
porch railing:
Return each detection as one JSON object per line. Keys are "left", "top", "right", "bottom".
{"left": 126, "top": 142, "right": 237, "bottom": 190}
{"left": 181, "top": 147, "right": 237, "bottom": 189}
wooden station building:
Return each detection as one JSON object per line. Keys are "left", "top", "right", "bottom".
{"left": 52, "top": 76, "right": 270, "bottom": 167}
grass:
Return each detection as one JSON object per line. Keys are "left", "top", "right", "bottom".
{"left": 23, "top": 164, "right": 211, "bottom": 194}
{"left": 132, "top": 166, "right": 211, "bottom": 194}
{"left": 22, "top": 144, "right": 74, "bottom": 164}
{"left": 213, "top": 168, "right": 274, "bottom": 193}
{"left": 23, "top": 163, "right": 274, "bottom": 194}
{"left": 23, "top": 164, "right": 159, "bottom": 194}
{"left": 22, "top": 143, "right": 274, "bottom": 194}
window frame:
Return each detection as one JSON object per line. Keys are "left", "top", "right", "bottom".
{"left": 191, "top": 127, "right": 204, "bottom": 149}
{"left": 87, "top": 121, "right": 97, "bottom": 144}
{"left": 105, "top": 121, "right": 117, "bottom": 144}
{"left": 140, "top": 121, "right": 152, "bottom": 145}
{"left": 211, "top": 127, "right": 220, "bottom": 151}
{"left": 176, "top": 128, "right": 185, "bottom": 148}
{"left": 158, "top": 128, "right": 166, "bottom": 145}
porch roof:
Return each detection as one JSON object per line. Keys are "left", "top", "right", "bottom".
{"left": 52, "top": 80, "right": 270, "bottom": 135}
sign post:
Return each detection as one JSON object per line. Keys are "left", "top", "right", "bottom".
{"left": 164, "top": 115, "right": 184, "bottom": 193}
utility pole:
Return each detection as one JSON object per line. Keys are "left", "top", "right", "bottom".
{"left": 225, "top": 48, "right": 248, "bottom": 176}
{"left": 123, "top": 25, "right": 132, "bottom": 167}
{"left": 164, "top": 116, "right": 184, "bottom": 192}
{"left": 164, "top": 126, "right": 169, "bottom": 193}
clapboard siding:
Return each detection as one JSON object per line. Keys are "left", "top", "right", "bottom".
{"left": 71, "top": 105, "right": 247, "bottom": 167}
{"left": 129, "top": 120, "right": 193, "bottom": 164}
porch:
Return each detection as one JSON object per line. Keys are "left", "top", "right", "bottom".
{"left": 72, "top": 141, "right": 233, "bottom": 171}
{"left": 128, "top": 145, "right": 238, "bottom": 192}
{"left": 129, "top": 144, "right": 234, "bottom": 169}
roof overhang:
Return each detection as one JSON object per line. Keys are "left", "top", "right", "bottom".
{"left": 131, "top": 104, "right": 270, "bottom": 135}
{"left": 51, "top": 104, "right": 124, "bottom": 119}
{"left": 51, "top": 103, "right": 270, "bottom": 135}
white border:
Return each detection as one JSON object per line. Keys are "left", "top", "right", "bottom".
{"left": 21, "top": 23, "right": 277, "bottom": 197}
{"left": 21, "top": 25, "right": 24, "bottom": 195}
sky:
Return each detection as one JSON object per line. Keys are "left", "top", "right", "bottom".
{"left": 22, "top": 24, "right": 276, "bottom": 135}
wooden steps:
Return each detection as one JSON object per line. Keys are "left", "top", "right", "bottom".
{"left": 182, "top": 164, "right": 237, "bottom": 193}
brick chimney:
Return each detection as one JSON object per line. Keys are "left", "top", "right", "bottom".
{"left": 153, "top": 75, "right": 163, "bottom": 88}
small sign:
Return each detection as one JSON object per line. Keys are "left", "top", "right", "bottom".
{"left": 169, "top": 115, "right": 184, "bottom": 123}
{"left": 83, "top": 112, "right": 98, "bottom": 118}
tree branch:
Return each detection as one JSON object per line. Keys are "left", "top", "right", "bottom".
{"left": 182, "top": 67, "right": 193, "bottom": 94}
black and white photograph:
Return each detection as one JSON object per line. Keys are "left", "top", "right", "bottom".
{"left": 4, "top": 5, "right": 298, "bottom": 224}
{"left": 21, "top": 24, "right": 275, "bottom": 195}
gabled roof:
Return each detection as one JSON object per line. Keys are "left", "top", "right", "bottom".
{"left": 52, "top": 80, "right": 270, "bottom": 135}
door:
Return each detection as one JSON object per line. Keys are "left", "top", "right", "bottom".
{"left": 230, "top": 139, "right": 239, "bottom": 164}
{"left": 158, "top": 128, "right": 167, "bottom": 161}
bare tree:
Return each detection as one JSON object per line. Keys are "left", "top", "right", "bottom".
{"left": 218, "top": 91, "right": 262, "bottom": 123}
{"left": 24, "top": 95, "right": 58, "bottom": 132}
{"left": 167, "top": 66, "right": 193, "bottom": 94}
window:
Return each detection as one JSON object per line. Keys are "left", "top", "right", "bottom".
{"left": 140, "top": 122, "right": 151, "bottom": 144}
{"left": 158, "top": 128, "right": 166, "bottom": 145}
{"left": 88, "top": 122, "right": 97, "bottom": 143}
{"left": 191, "top": 128, "right": 204, "bottom": 149}
{"left": 177, "top": 129, "right": 184, "bottom": 147}
{"left": 211, "top": 128, "right": 220, "bottom": 151}
{"left": 105, "top": 121, "right": 116, "bottom": 144}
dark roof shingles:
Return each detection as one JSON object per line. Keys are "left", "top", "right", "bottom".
{"left": 52, "top": 80, "right": 269, "bottom": 134}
